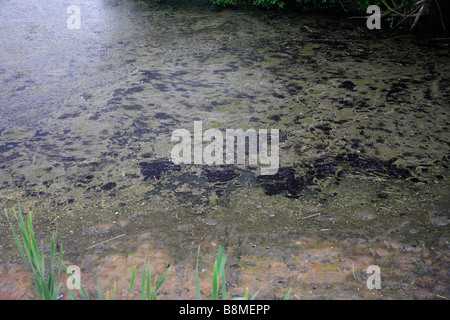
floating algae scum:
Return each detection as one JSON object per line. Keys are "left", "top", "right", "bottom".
{"left": 0, "top": 0, "right": 449, "bottom": 299}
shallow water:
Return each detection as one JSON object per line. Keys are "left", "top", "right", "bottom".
{"left": 0, "top": 0, "right": 449, "bottom": 299}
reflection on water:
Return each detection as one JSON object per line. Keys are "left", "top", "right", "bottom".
{"left": 0, "top": 0, "right": 448, "bottom": 299}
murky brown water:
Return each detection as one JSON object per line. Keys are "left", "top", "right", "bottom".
{"left": 0, "top": 0, "right": 449, "bottom": 300}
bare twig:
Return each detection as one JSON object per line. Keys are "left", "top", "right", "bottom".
{"left": 86, "top": 234, "right": 125, "bottom": 250}
{"left": 291, "top": 39, "right": 361, "bottom": 43}
{"left": 434, "top": 0, "right": 447, "bottom": 32}
{"left": 382, "top": 0, "right": 408, "bottom": 16}
{"left": 410, "top": 3, "right": 426, "bottom": 31}
{"left": 302, "top": 213, "right": 320, "bottom": 220}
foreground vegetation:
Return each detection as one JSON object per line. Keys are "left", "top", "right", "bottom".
{"left": 5, "top": 205, "right": 290, "bottom": 300}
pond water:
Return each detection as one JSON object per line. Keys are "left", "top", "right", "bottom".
{"left": 0, "top": 0, "right": 449, "bottom": 299}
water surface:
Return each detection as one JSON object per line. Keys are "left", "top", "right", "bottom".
{"left": 0, "top": 0, "right": 449, "bottom": 299}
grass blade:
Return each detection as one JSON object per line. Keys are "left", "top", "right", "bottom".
{"left": 48, "top": 235, "right": 56, "bottom": 295}
{"left": 212, "top": 245, "right": 225, "bottom": 300}
{"left": 67, "top": 288, "right": 77, "bottom": 300}
{"left": 250, "top": 290, "right": 259, "bottom": 300}
{"left": 146, "top": 262, "right": 151, "bottom": 300}
{"left": 80, "top": 287, "right": 89, "bottom": 300}
{"left": 64, "top": 264, "right": 90, "bottom": 300}
{"left": 130, "top": 265, "right": 136, "bottom": 297}
{"left": 50, "top": 284, "right": 61, "bottom": 300}
{"left": 15, "top": 208, "right": 34, "bottom": 271}
{"left": 5, "top": 209, "right": 29, "bottom": 271}
{"left": 56, "top": 243, "right": 63, "bottom": 290}
{"left": 152, "top": 265, "right": 171, "bottom": 300}
{"left": 216, "top": 245, "right": 224, "bottom": 280}
{"left": 212, "top": 259, "right": 218, "bottom": 300}
{"left": 141, "top": 258, "right": 146, "bottom": 300}
{"left": 151, "top": 274, "right": 158, "bottom": 299}
{"left": 284, "top": 288, "right": 292, "bottom": 300}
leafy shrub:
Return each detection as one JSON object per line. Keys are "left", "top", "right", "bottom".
{"left": 211, "top": 0, "right": 421, "bottom": 10}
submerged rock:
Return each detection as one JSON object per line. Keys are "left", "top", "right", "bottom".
{"left": 355, "top": 211, "right": 376, "bottom": 221}
{"left": 203, "top": 218, "right": 218, "bottom": 226}
{"left": 430, "top": 215, "right": 449, "bottom": 227}
{"left": 177, "top": 224, "right": 194, "bottom": 232}
{"left": 305, "top": 206, "right": 321, "bottom": 214}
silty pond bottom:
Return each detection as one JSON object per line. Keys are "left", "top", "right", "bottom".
{"left": 0, "top": 0, "right": 448, "bottom": 299}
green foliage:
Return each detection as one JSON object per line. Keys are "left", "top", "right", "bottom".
{"left": 195, "top": 245, "right": 230, "bottom": 300}
{"left": 253, "top": 0, "right": 286, "bottom": 9}
{"left": 195, "top": 245, "right": 261, "bottom": 300}
{"left": 4, "top": 205, "right": 63, "bottom": 300}
{"left": 211, "top": 245, "right": 227, "bottom": 300}
{"left": 97, "top": 280, "right": 117, "bottom": 300}
{"left": 211, "top": 0, "right": 237, "bottom": 7}
{"left": 284, "top": 287, "right": 292, "bottom": 300}
{"left": 128, "top": 257, "right": 172, "bottom": 300}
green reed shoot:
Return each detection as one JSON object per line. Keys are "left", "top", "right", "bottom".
{"left": 97, "top": 280, "right": 117, "bottom": 300}
{"left": 195, "top": 245, "right": 259, "bottom": 300}
{"left": 128, "top": 257, "right": 171, "bottom": 300}
{"left": 212, "top": 245, "right": 227, "bottom": 300}
{"left": 4, "top": 205, "right": 63, "bottom": 300}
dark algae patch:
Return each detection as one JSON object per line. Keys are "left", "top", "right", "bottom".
{"left": 101, "top": 182, "right": 117, "bottom": 191}
{"left": 339, "top": 153, "right": 411, "bottom": 179}
{"left": 203, "top": 168, "right": 240, "bottom": 183}
{"left": 339, "top": 80, "right": 356, "bottom": 91}
{"left": 135, "top": 152, "right": 417, "bottom": 201}
{"left": 257, "top": 153, "right": 414, "bottom": 198}
{"left": 139, "top": 160, "right": 180, "bottom": 181}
